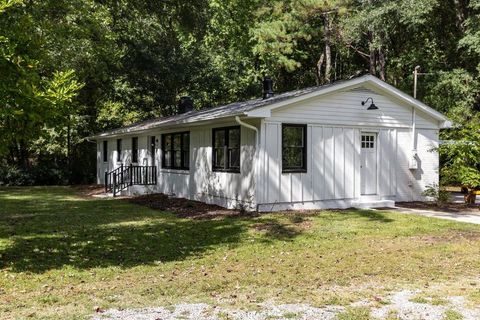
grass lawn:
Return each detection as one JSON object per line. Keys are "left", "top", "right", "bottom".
{"left": 1, "top": 187, "right": 480, "bottom": 319}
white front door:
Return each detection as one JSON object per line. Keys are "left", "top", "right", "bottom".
{"left": 361, "top": 133, "right": 377, "bottom": 195}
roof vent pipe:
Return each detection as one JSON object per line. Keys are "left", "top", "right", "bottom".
{"left": 262, "top": 77, "right": 274, "bottom": 99}
{"left": 178, "top": 96, "right": 194, "bottom": 114}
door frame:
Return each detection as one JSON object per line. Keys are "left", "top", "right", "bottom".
{"left": 360, "top": 130, "right": 379, "bottom": 196}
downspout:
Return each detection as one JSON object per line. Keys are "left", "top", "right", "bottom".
{"left": 235, "top": 116, "right": 259, "bottom": 211}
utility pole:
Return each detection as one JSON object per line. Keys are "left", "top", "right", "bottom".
{"left": 413, "top": 65, "right": 420, "bottom": 99}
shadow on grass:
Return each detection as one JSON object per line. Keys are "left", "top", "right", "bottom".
{"left": 334, "top": 208, "right": 394, "bottom": 223}
{"left": 252, "top": 219, "right": 301, "bottom": 240}
{"left": 0, "top": 187, "right": 252, "bottom": 273}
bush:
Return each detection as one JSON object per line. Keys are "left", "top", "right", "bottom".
{"left": 0, "top": 163, "right": 69, "bottom": 186}
{"left": 422, "top": 183, "right": 451, "bottom": 205}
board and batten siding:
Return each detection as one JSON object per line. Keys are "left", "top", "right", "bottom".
{"left": 258, "top": 123, "right": 397, "bottom": 208}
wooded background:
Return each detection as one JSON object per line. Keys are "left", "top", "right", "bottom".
{"left": 1, "top": 0, "right": 479, "bottom": 186}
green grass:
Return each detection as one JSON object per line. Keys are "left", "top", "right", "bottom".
{"left": 1, "top": 187, "right": 480, "bottom": 319}
{"left": 444, "top": 309, "right": 464, "bottom": 320}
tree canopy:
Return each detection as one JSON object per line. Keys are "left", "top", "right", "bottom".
{"left": 0, "top": 0, "right": 479, "bottom": 185}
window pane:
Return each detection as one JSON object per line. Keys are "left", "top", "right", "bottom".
{"left": 283, "top": 126, "right": 304, "bottom": 147}
{"left": 228, "top": 128, "right": 240, "bottom": 148}
{"left": 229, "top": 148, "right": 240, "bottom": 168}
{"left": 183, "top": 150, "right": 189, "bottom": 168}
{"left": 174, "top": 150, "right": 182, "bottom": 168}
{"left": 150, "top": 136, "right": 155, "bottom": 165}
{"left": 214, "top": 148, "right": 225, "bottom": 168}
{"left": 173, "top": 134, "right": 181, "bottom": 150}
{"left": 183, "top": 133, "right": 189, "bottom": 150}
{"left": 103, "top": 141, "right": 108, "bottom": 162}
{"left": 164, "top": 135, "right": 172, "bottom": 150}
{"left": 214, "top": 130, "right": 225, "bottom": 148}
{"left": 283, "top": 147, "right": 303, "bottom": 168}
{"left": 117, "top": 139, "right": 122, "bottom": 162}
{"left": 164, "top": 151, "right": 172, "bottom": 167}
{"left": 132, "top": 137, "right": 138, "bottom": 163}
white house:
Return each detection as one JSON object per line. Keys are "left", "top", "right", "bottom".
{"left": 89, "top": 75, "right": 450, "bottom": 211}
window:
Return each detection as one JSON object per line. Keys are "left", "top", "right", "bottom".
{"left": 361, "top": 134, "right": 375, "bottom": 149}
{"left": 212, "top": 126, "right": 240, "bottom": 172}
{"left": 149, "top": 136, "right": 156, "bottom": 165}
{"left": 282, "top": 124, "right": 307, "bottom": 172}
{"left": 162, "top": 132, "right": 189, "bottom": 169}
{"left": 103, "top": 141, "right": 108, "bottom": 162}
{"left": 116, "top": 139, "right": 122, "bottom": 162}
{"left": 132, "top": 137, "right": 138, "bottom": 163}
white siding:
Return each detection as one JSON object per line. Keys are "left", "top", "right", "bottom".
{"left": 98, "top": 121, "right": 258, "bottom": 209}
{"left": 396, "top": 129, "right": 439, "bottom": 201}
{"left": 269, "top": 86, "right": 438, "bottom": 129}
{"left": 96, "top": 84, "right": 442, "bottom": 211}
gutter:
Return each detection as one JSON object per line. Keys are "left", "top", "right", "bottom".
{"left": 235, "top": 116, "right": 259, "bottom": 146}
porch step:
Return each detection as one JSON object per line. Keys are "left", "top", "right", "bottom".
{"left": 351, "top": 199, "right": 395, "bottom": 209}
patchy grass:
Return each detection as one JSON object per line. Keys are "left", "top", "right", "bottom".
{"left": 443, "top": 309, "right": 464, "bottom": 320}
{"left": 337, "top": 307, "right": 371, "bottom": 320}
{"left": 1, "top": 187, "right": 480, "bottom": 319}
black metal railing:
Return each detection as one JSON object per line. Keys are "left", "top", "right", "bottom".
{"left": 105, "top": 164, "right": 157, "bottom": 197}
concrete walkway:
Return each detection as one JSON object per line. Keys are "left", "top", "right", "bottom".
{"left": 387, "top": 207, "right": 480, "bottom": 225}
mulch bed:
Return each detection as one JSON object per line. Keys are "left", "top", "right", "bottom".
{"left": 123, "top": 193, "right": 255, "bottom": 219}
{"left": 396, "top": 201, "right": 480, "bottom": 213}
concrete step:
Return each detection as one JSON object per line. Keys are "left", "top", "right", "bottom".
{"left": 351, "top": 199, "right": 395, "bottom": 209}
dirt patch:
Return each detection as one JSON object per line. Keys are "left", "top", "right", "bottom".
{"left": 71, "top": 185, "right": 106, "bottom": 198}
{"left": 396, "top": 201, "right": 480, "bottom": 213}
{"left": 123, "top": 193, "right": 255, "bottom": 220}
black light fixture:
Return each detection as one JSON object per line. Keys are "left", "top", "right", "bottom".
{"left": 361, "top": 97, "right": 378, "bottom": 110}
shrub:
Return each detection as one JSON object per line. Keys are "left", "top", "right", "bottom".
{"left": 422, "top": 183, "right": 451, "bottom": 205}
{"left": 0, "top": 163, "right": 68, "bottom": 186}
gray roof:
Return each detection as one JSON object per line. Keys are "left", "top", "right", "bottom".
{"left": 88, "top": 74, "right": 451, "bottom": 139}
{"left": 89, "top": 84, "right": 330, "bottom": 138}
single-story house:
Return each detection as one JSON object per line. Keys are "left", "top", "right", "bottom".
{"left": 89, "top": 75, "right": 450, "bottom": 211}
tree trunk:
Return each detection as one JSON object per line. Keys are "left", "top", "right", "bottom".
{"left": 377, "top": 48, "right": 386, "bottom": 81}
{"left": 316, "top": 53, "right": 325, "bottom": 85}
{"left": 368, "top": 31, "right": 376, "bottom": 75}
{"left": 453, "top": 0, "right": 468, "bottom": 32}
{"left": 324, "top": 13, "right": 332, "bottom": 83}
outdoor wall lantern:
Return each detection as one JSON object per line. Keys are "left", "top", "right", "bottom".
{"left": 361, "top": 97, "right": 379, "bottom": 110}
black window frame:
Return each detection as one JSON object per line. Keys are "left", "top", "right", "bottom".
{"left": 132, "top": 137, "right": 138, "bottom": 163}
{"left": 116, "top": 139, "right": 122, "bottom": 163}
{"left": 282, "top": 123, "right": 307, "bottom": 173}
{"left": 161, "top": 131, "right": 190, "bottom": 170}
{"left": 212, "top": 126, "right": 241, "bottom": 173}
{"left": 103, "top": 140, "right": 108, "bottom": 162}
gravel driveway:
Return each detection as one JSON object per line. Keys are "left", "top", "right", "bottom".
{"left": 92, "top": 290, "right": 480, "bottom": 320}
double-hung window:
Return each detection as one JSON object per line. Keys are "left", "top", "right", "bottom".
{"left": 212, "top": 126, "right": 240, "bottom": 172}
{"left": 282, "top": 124, "right": 307, "bottom": 172}
{"left": 132, "top": 137, "right": 138, "bottom": 163}
{"left": 116, "top": 139, "right": 122, "bottom": 162}
{"left": 162, "top": 132, "right": 189, "bottom": 170}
